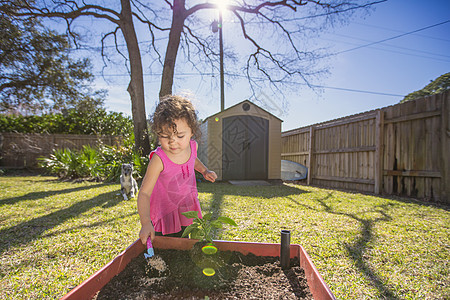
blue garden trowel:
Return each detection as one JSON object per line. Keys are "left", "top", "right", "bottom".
{"left": 144, "top": 236, "right": 168, "bottom": 275}
{"left": 144, "top": 237, "right": 154, "bottom": 258}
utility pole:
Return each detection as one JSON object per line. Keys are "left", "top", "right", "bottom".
{"left": 219, "top": 10, "right": 225, "bottom": 111}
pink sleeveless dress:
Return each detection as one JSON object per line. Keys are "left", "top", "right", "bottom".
{"left": 149, "top": 140, "right": 202, "bottom": 235}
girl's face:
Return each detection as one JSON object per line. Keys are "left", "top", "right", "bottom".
{"left": 158, "top": 118, "right": 193, "bottom": 156}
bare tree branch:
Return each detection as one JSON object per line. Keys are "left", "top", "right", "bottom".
{"left": 4, "top": 2, "right": 121, "bottom": 24}
{"left": 130, "top": 5, "right": 170, "bottom": 67}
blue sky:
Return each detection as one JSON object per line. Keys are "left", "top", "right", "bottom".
{"left": 86, "top": 0, "right": 450, "bottom": 132}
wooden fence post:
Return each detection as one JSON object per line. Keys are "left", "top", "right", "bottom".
{"left": 441, "top": 91, "right": 449, "bottom": 203}
{"left": 307, "top": 126, "right": 315, "bottom": 185}
{"left": 374, "top": 109, "right": 384, "bottom": 194}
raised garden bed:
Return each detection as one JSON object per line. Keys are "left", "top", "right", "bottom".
{"left": 61, "top": 237, "right": 335, "bottom": 299}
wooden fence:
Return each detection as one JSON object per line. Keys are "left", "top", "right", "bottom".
{"left": 282, "top": 91, "right": 449, "bottom": 203}
{"left": 0, "top": 133, "right": 123, "bottom": 168}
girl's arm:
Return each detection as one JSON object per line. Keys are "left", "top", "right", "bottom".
{"left": 193, "top": 141, "right": 217, "bottom": 182}
{"left": 137, "top": 154, "right": 163, "bottom": 244}
{"left": 194, "top": 157, "right": 217, "bottom": 182}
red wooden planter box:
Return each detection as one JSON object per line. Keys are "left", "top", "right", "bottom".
{"left": 61, "top": 237, "right": 336, "bottom": 300}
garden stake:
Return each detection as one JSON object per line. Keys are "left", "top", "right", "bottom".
{"left": 280, "top": 230, "right": 291, "bottom": 269}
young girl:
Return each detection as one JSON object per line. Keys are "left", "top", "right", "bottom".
{"left": 137, "top": 95, "right": 217, "bottom": 245}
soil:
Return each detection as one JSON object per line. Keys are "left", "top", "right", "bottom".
{"left": 94, "top": 243, "right": 313, "bottom": 299}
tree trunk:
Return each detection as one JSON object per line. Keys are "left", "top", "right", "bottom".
{"left": 159, "top": 0, "right": 186, "bottom": 98}
{"left": 120, "top": 0, "right": 151, "bottom": 155}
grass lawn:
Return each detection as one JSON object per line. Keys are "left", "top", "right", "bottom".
{"left": 0, "top": 173, "right": 449, "bottom": 299}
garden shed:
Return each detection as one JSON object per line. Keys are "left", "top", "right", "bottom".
{"left": 198, "top": 100, "right": 282, "bottom": 181}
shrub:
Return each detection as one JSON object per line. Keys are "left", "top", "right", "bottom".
{"left": 0, "top": 109, "right": 133, "bottom": 135}
{"left": 38, "top": 135, "right": 149, "bottom": 181}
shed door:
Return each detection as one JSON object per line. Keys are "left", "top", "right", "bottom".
{"left": 222, "top": 115, "right": 269, "bottom": 180}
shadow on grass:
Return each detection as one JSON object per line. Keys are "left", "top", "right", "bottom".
{"left": 199, "top": 182, "right": 309, "bottom": 219}
{"left": 198, "top": 182, "right": 309, "bottom": 199}
{"left": 0, "top": 190, "right": 124, "bottom": 255}
{"left": 198, "top": 182, "right": 310, "bottom": 240}
{"left": 290, "top": 192, "right": 399, "bottom": 299}
{"left": 0, "top": 182, "right": 110, "bottom": 206}
{"left": 382, "top": 194, "right": 450, "bottom": 212}
{"left": 40, "top": 211, "right": 137, "bottom": 239}
{"left": 207, "top": 188, "right": 226, "bottom": 220}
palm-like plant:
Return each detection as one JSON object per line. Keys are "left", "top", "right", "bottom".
{"left": 38, "top": 148, "right": 79, "bottom": 178}
{"left": 78, "top": 145, "right": 101, "bottom": 178}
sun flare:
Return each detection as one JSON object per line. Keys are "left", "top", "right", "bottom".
{"left": 214, "top": 0, "right": 230, "bottom": 12}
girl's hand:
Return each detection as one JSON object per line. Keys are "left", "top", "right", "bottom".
{"left": 203, "top": 170, "right": 217, "bottom": 182}
{"left": 139, "top": 222, "right": 156, "bottom": 244}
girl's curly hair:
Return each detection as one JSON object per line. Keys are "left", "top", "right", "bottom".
{"left": 151, "top": 95, "right": 200, "bottom": 139}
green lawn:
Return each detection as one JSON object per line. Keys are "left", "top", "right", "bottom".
{"left": 0, "top": 173, "right": 449, "bottom": 299}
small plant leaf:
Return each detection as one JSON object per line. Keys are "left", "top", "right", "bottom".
{"left": 181, "top": 211, "right": 200, "bottom": 219}
{"left": 217, "top": 216, "right": 238, "bottom": 226}
{"left": 193, "top": 218, "right": 202, "bottom": 225}
{"left": 181, "top": 224, "right": 199, "bottom": 237}
{"left": 190, "top": 228, "right": 202, "bottom": 240}
{"left": 203, "top": 212, "right": 212, "bottom": 220}
{"left": 211, "top": 220, "right": 223, "bottom": 229}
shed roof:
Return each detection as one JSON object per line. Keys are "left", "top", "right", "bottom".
{"left": 204, "top": 99, "right": 283, "bottom": 123}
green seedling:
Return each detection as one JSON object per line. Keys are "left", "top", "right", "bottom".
{"left": 181, "top": 211, "right": 237, "bottom": 243}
